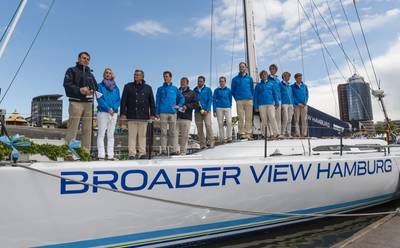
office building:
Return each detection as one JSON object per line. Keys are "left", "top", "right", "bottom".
{"left": 31, "top": 94, "right": 63, "bottom": 127}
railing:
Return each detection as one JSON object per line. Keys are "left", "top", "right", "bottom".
{"left": 260, "top": 125, "right": 397, "bottom": 158}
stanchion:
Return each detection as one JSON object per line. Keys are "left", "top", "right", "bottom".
{"left": 264, "top": 125, "right": 267, "bottom": 158}
{"left": 147, "top": 120, "right": 153, "bottom": 160}
{"left": 340, "top": 132, "right": 343, "bottom": 156}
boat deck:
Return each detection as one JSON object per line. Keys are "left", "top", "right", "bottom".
{"left": 332, "top": 214, "right": 400, "bottom": 248}
{"left": 1, "top": 138, "right": 399, "bottom": 167}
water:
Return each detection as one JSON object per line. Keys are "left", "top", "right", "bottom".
{"left": 181, "top": 199, "right": 400, "bottom": 248}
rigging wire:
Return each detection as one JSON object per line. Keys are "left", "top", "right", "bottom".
{"left": 326, "top": 0, "right": 353, "bottom": 75}
{"left": 353, "top": 0, "right": 390, "bottom": 134}
{"left": 297, "top": 0, "right": 346, "bottom": 81}
{"left": 230, "top": 0, "right": 239, "bottom": 82}
{"left": 0, "top": 1, "right": 23, "bottom": 45}
{"left": 0, "top": 0, "right": 56, "bottom": 105}
{"left": 309, "top": 0, "right": 338, "bottom": 117}
{"left": 353, "top": 0, "right": 380, "bottom": 89}
{"left": 209, "top": 0, "right": 214, "bottom": 88}
{"left": 309, "top": 0, "right": 356, "bottom": 71}
{"left": 338, "top": 0, "right": 372, "bottom": 84}
{"left": 297, "top": 0, "right": 305, "bottom": 78}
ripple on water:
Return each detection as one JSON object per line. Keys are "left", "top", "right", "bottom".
{"left": 181, "top": 199, "right": 400, "bottom": 248}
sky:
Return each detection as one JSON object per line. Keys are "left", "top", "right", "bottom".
{"left": 0, "top": 0, "right": 400, "bottom": 122}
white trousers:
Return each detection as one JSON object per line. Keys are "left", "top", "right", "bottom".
{"left": 281, "top": 104, "right": 294, "bottom": 136}
{"left": 96, "top": 112, "right": 117, "bottom": 159}
{"left": 275, "top": 104, "right": 281, "bottom": 135}
{"left": 216, "top": 108, "right": 232, "bottom": 141}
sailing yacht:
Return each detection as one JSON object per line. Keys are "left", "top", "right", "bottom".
{"left": 0, "top": 0, "right": 399, "bottom": 247}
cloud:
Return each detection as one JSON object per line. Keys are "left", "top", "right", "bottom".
{"left": 184, "top": 0, "right": 400, "bottom": 63}
{"left": 309, "top": 36, "right": 400, "bottom": 121}
{"left": 335, "top": 8, "right": 400, "bottom": 42}
{"left": 184, "top": 0, "right": 399, "bottom": 122}
{"left": 126, "top": 20, "right": 170, "bottom": 36}
{"left": 369, "top": 37, "right": 400, "bottom": 121}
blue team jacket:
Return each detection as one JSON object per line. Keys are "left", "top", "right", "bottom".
{"left": 96, "top": 81, "right": 121, "bottom": 113}
{"left": 213, "top": 86, "right": 232, "bottom": 111}
{"left": 156, "top": 83, "right": 185, "bottom": 114}
{"left": 194, "top": 85, "right": 213, "bottom": 113}
{"left": 291, "top": 82, "right": 309, "bottom": 106}
{"left": 253, "top": 79, "right": 279, "bottom": 109}
{"left": 268, "top": 75, "right": 281, "bottom": 104}
{"left": 231, "top": 73, "right": 254, "bottom": 101}
{"left": 280, "top": 81, "right": 294, "bottom": 105}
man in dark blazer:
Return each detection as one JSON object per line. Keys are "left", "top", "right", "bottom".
{"left": 120, "top": 69, "right": 155, "bottom": 159}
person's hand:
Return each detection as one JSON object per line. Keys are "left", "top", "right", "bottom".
{"left": 178, "top": 106, "right": 185, "bottom": 113}
{"left": 213, "top": 112, "right": 217, "bottom": 117}
{"left": 79, "top": 87, "right": 89, "bottom": 95}
{"left": 254, "top": 109, "right": 259, "bottom": 113}
{"left": 108, "top": 108, "right": 114, "bottom": 116}
{"left": 298, "top": 103, "right": 304, "bottom": 108}
{"left": 173, "top": 104, "right": 179, "bottom": 109}
{"left": 87, "top": 89, "right": 94, "bottom": 96}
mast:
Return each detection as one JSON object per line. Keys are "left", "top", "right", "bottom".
{"left": 243, "top": 0, "right": 259, "bottom": 82}
{"left": 0, "top": 0, "right": 28, "bottom": 59}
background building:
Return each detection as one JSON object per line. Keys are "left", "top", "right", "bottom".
{"left": 337, "top": 84, "right": 349, "bottom": 122}
{"left": 31, "top": 94, "right": 63, "bottom": 127}
{"left": 338, "top": 74, "right": 374, "bottom": 132}
{"left": 5, "top": 110, "right": 28, "bottom": 126}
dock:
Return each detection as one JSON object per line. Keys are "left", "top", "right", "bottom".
{"left": 332, "top": 213, "right": 400, "bottom": 248}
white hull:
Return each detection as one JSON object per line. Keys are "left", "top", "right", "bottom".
{"left": 0, "top": 139, "right": 399, "bottom": 247}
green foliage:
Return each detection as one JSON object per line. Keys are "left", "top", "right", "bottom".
{"left": 0, "top": 143, "right": 11, "bottom": 161}
{"left": 375, "top": 122, "right": 400, "bottom": 135}
{"left": 74, "top": 147, "right": 90, "bottom": 161}
{"left": 0, "top": 138, "right": 90, "bottom": 161}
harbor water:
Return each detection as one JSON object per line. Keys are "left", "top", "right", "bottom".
{"left": 180, "top": 199, "right": 400, "bottom": 248}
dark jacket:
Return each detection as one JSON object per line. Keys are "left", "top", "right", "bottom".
{"left": 120, "top": 81, "right": 155, "bottom": 120}
{"left": 177, "top": 87, "right": 199, "bottom": 120}
{"left": 63, "top": 63, "right": 97, "bottom": 102}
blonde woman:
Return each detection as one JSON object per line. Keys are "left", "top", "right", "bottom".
{"left": 96, "top": 68, "right": 121, "bottom": 160}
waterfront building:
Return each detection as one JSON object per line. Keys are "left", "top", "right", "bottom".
{"left": 338, "top": 74, "right": 373, "bottom": 132}
{"left": 31, "top": 94, "right": 63, "bottom": 127}
{"left": 5, "top": 110, "right": 28, "bottom": 126}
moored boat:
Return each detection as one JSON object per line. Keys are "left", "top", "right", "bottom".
{"left": 0, "top": 138, "right": 399, "bottom": 247}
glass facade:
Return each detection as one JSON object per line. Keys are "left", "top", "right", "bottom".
{"left": 31, "top": 94, "right": 63, "bottom": 127}
{"left": 346, "top": 74, "right": 373, "bottom": 121}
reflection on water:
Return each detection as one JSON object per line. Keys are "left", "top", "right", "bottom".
{"left": 182, "top": 199, "right": 400, "bottom": 248}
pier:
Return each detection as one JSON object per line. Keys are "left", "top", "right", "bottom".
{"left": 332, "top": 213, "right": 400, "bottom": 248}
